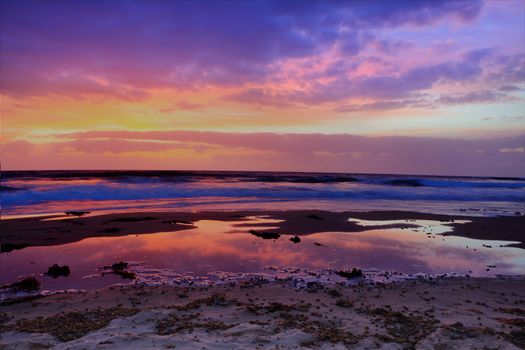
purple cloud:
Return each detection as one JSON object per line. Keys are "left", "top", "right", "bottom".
{"left": 229, "top": 51, "right": 487, "bottom": 106}
{"left": 0, "top": 0, "right": 484, "bottom": 98}
{"left": 438, "top": 91, "right": 508, "bottom": 105}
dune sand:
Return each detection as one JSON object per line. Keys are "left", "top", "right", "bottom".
{"left": 1, "top": 277, "right": 524, "bottom": 349}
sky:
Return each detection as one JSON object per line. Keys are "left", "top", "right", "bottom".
{"left": 1, "top": 0, "right": 524, "bottom": 176}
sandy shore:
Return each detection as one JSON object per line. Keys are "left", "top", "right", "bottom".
{"left": 1, "top": 277, "right": 524, "bottom": 349}
{"left": 2, "top": 210, "right": 524, "bottom": 252}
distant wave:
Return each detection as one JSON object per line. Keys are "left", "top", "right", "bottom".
{"left": 2, "top": 171, "right": 524, "bottom": 213}
{"left": 4, "top": 170, "right": 524, "bottom": 188}
{"left": 2, "top": 182, "right": 524, "bottom": 208}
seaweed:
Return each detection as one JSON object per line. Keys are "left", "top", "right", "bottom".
{"left": 10, "top": 307, "right": 137, "bottom": 341}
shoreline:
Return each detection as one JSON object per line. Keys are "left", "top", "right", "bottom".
{"left": 1, "top": 276, "right": 524, "bottom": 349}
{"left": 2, "top": 210, "right": 525, "bottom": 252}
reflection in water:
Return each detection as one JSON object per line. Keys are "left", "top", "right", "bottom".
{"left": 0, "top": 217, "right": 523, "bottom": 292}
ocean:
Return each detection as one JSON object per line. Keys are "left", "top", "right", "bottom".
{"left": 2, "top": 170, "right": 524, "bottom": 217}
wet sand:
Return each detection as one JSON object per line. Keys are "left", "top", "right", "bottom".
{"left": 1, "top": 277, "right": 524, "bottom": 349}
{"left": 2, "top": 210, "right": 525, "bottom": 252}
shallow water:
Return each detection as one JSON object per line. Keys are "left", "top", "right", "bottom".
{"left": 1, "top": 216, "right": 523, "bottom": 293}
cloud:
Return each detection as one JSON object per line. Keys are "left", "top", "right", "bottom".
{"left": 159, "top": 101, "right": 204, "bottom": 114}
{"left": 437, "top": 91, "right": 507, "bottom": 105}
{"left": 4, "top": 130, "right": 522, "bottom": 176}
{"left": 482, "top": 116, "right": 525, "bottom": 122}
{"left": 0, "top": 0, "right": 484, "bottom": 100}
{"left": 334, "top": 98, "right": 431, "bottom": 112}
{"left": 229, "top": 52, "right": 486, "bottom": 107}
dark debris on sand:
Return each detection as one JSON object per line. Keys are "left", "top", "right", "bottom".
{"left": 156, "top": 313, "right": 235, "bottom": 335}
{"left": 335, "top": 268, "right": 364, "bottom": 279}
{"left": 175, "top": 294, "right": 229, "bottom": 311}
{"left": 7, "top": 307, "right": 138, "bottom": 341}
{"left": 369, "top": 307, "right": 439, "bottom": 346}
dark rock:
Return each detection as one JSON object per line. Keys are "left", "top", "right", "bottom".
{"left": 64, "top": 211, "right": 90, "bottom": 217}
{"left": 1, "top": 243, "right": 30, "bottom": 253}
{"left": 46, "top": 264, "right": 71, "bottom": 278}
{"left": 314, "top": 242, "right": 326, "bottom": 247}
{"left": 104, "top": 261, "right": 135, "bottom": 279}
{"left": 249, "top": 230, "right": 280, "bottom": 240}
{"left": 2, "top": 277, "right": 41, "bottom": 292}
{"left": 290, "top": 236, "right": 301, "bottom": 243}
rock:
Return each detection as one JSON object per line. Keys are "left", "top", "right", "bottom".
{"left": 64, "top": 211, "right": 90, "bottom": 217}
{"left": 46, "top": 264, "right": 71, "bottom": 278}
{"left": 2, "top": 277, "right": 41, "bottom": 292}
{"left": 104, "top": 261, "right": 135, "bottom": 279}
{"left": 290, "top": 236, "right": 301, "bottom": 243}
{"left": 249, "top": 230, "right": 280, "bottom": 240}
{"left": 1, "top": 243, "right": 30, "bottom": 253}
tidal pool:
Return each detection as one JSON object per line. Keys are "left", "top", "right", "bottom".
{"left": 1, "top": 216, "right": 523, "bottom": 293}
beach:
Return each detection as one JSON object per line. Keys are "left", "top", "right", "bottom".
{"left": 1, "top": 209, "right": 525, "bottom": 349}
{"left": 1, "top": 172, "right": 525, "bottom": 348}
{"left": 2, "top": 275, "right": 524, "bottom": 349}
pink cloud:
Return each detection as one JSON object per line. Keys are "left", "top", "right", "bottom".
{"left": 3, "top": 131, "right": 524, "bottom": 177}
